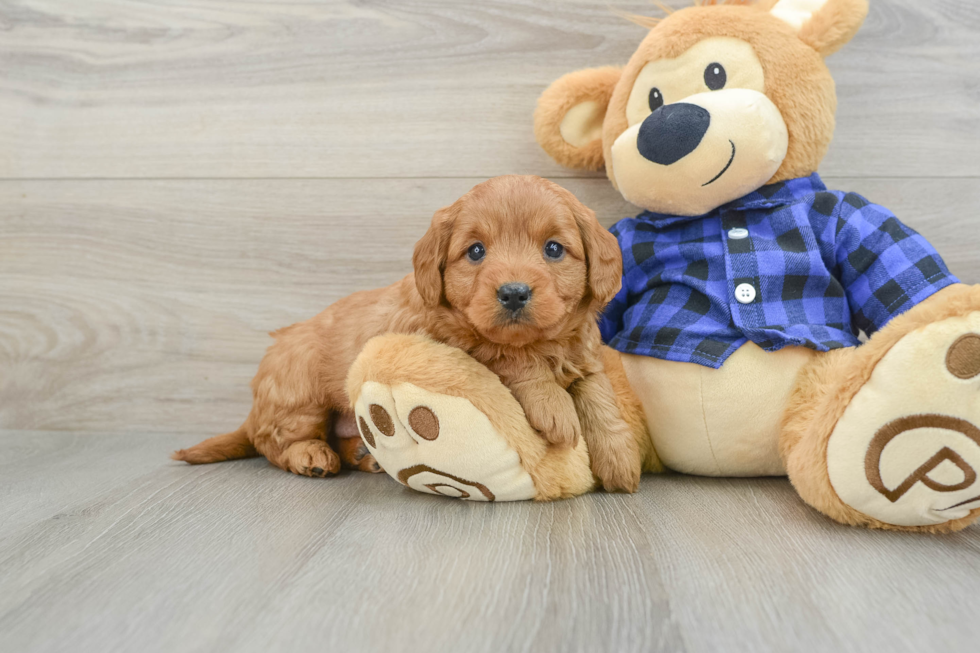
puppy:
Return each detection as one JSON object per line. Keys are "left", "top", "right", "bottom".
{"left": 174, "top": 176, "right": 642, "bottom": 492}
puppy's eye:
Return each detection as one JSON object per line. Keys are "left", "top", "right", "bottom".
{"left": 543, "top": 241, "right": 565, "bottom": 261}
{"left": 466, "top": 242, "right": 486, "bottom": 262}
{"left": 648, "top": 87, "right": 664, "bottom": 112}
{"left": 704, "top": 63, "right": 727, "bottom": 91}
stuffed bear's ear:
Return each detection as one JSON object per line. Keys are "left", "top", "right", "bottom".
{"left": 534, "top": 67, "right": 622, "bottom": 171}
{"left": 413, "top": 204, "right": 458, "bottom": 307}
{"left": 768, "top": 0, "right": 869, "bottom": 57}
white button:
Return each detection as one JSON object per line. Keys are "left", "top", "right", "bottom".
{"left": 735, "top": 283, "right": 757, "bottom": 304}
{"left": 728, "top": 227, "right": 749, "bottom": 240}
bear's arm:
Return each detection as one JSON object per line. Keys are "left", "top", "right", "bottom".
{"left": 831, "top": 193, "right": 959, "bottom": 337}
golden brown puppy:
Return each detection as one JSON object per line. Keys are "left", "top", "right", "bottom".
{"left": 174, "top": 176, "right": 642, "bottom": 492}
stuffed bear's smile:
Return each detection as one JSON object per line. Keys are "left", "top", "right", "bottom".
{"left": 611, "top": 89, "right": 788, "bottom": 216}
{"left": 703, "top": 140, "right": 736, "bottom": 187}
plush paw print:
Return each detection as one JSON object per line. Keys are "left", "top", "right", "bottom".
{"left": 352, "top": 381, "right": 537, "bottom": 502}
{"left": 828, "top": 312, "right": 980, "bottom": 527}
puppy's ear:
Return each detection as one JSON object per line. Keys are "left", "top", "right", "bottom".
{"left": 535, "top": 67, "right": 622, "bottom": 171}
{"left": 769, "top": 0, "right": 869, "bottom": 57}
{"left": 561, "top": 189, "right": 622, "bottom": 307}
{"left": 413, "top": 204, "right": 458, "bottom": 307}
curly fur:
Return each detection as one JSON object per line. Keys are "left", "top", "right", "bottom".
{"left": 175, "top": 176, "right": 644, "bottom": 492}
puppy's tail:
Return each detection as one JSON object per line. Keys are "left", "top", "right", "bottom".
{"left": 172, "top": 426, "right": 257, "bottom": 465}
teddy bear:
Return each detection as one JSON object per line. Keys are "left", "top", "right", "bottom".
{"left": 347, "top": 0, "right": 980, "bottom": 533}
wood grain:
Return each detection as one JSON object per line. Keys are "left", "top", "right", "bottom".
{"left": 2, "top": 1, "right": 980, "bottom": 651}
{"left": 1, "top": 0, "right": 979, "bottom": 179}
{"left": 2, "top": 177, "right": 977, "bottom": 435}
{"left": 1, "top": 431, "right": 978, "bottom": 653}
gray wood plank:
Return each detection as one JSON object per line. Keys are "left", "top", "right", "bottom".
{"left": 1, "top": 0, "right": 978, "bottom": 179}
{"left": 3, "top": 2, "right": 979, "bottom": 651}
{"left": 0, "top": 176, "right": 634, "bottom": 434}
{"left": 1, "top": 430, "right": 978, "bottom": 653}
{"left": 2, "top": 176, "right": 977, "bottom": 435}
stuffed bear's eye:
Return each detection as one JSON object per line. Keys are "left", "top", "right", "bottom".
{"left": 704, "top": 63, "right": 727, "bottom": 91}
{"left": 467, "top": 242, "right": 486, "bottom": 262}
{"left": 543, "top": 241, "right": 565, "bottom": 261}
{"left": 648, "top": 88, "right": 664, "bottom": 112}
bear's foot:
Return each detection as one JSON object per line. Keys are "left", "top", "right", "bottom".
{"left": 784, "top": 285, "right": 980, "bottom": 532}
{"left": 353, "top": 380, "right": 536, "bottom": 501}
{"left": 346, "top": 333, "right": 595, "bottom": 502}
{"left": 827, "top": 313, "right": 980, "bottom": 528}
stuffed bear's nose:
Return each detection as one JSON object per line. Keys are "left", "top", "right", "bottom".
{"left": 497, "top": 283, "right": 531, "bottom": 312}
{"left": 637, "top": 103, "right": 711, "bottom": 166}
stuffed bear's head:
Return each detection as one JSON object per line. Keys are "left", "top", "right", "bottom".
{"left": 535, "top": 0, "right": 868, "bottom": 217}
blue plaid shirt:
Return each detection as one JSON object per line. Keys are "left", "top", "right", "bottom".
{"left": 600, "top": 174, "right": 958, "bottom": 369}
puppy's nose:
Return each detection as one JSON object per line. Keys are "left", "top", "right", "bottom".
{"left": 497, "top": 283, "right": 531, "bottom": 312}
{"left": 637, "top": 103, "right": 711, "bottom": 166}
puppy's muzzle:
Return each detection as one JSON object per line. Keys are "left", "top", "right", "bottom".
{"left": 497, "top": 283, "right": 531, "bottom": 314}
{"left": 637, "top": 103, "right": 711, "bottom": 166}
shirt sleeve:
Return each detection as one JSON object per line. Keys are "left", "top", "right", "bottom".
{"left": 833, "top": 193, "right": 958, "bottom": 336}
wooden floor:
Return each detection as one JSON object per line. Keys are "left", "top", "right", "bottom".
{"left": 4, "top": 432, "right": 980, "bottom": 653}
{"left": 2, "top": 1, "right": 980, "bottom": 651}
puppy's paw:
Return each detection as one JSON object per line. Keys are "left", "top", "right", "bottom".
{"left": 337, "top": 436, "right": 383, "bottom": 474}
{"left": 522, "top": 392, "right": 582, "bottom": 448}
{"left": 593, "top": 449, "right": 642, "bottom": 494}
{"left": 282, "top": 440, "right": 341, "bottom": 478}
{"left": 581, "top": 415, "right": 643, "bottom": 494}
{"left": 539, "top": 409, "right": 583, "bottom": 449}
{"left": 524, "top": 404, "right": 582, "bottom": 447}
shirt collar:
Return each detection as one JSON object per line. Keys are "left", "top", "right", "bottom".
{"left": 635, "top": 173, "right": 827, "bottom": 229}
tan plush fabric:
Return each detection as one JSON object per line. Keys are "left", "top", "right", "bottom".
{"left": 782, "top": 284, "right": 980, "bottom": 532}
{"left": 602, "top": 346, "right": 665, "bottom": 474}
{"left": 795, "top": 0, "right": 869, "bottom": 56}
{"left": 561, "top": 101, "right": 605, "bottom": 148}
{"left": 532, "top": 1, "right": 980, "bottom": 533}
{"left": 622, "top": 37, "right": 768, "bottom": 125}
{"left": 535, "top": 1, "right": 868, "bottom": 197}
{"left": 601, "top": 4, "right": 838, "bottom": 192}
{"left": 354, "top": 380, "right": 538, "bottom": 502}
{"left": 610, "top": 86, "right": 789, "bottom": 215}
{"left": 827, "top": 312, "right": 980, "bottom": 526}
{"left": 534, "top": 67, "right": 622, "bottom": 171}
{"left": 621, "top": 342, "right": 815, "bottom": 477}
{"left": 347, "top": 333, "right": 595, "bottom": 501}
{"left": 770, "top": 0, "right": 829, "bottom": 30}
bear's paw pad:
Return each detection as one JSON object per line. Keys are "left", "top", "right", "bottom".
{"left": 353, "top": 382, "right": 536, "bottom": 502}
{"left": 828, "top": 313, "right": 980, "bottom": 526}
